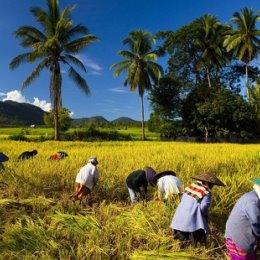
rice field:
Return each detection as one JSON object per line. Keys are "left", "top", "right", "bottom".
{"left": 0, "top": 140, "right": 259, "bottom": 260}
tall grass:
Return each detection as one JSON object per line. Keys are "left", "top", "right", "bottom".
{"left": 0, "top": 140, "right": 259, "bottom": 259}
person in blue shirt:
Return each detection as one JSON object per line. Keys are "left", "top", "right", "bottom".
{"left": 170, "top": 172, "right": 225, "bottom": 247}
{"left": 225, "top": 178, "right": 260, "bottom": 260}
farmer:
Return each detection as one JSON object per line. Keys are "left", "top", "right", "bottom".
{"left": 126, "top": 167, "right": 156, "bottom": 203}
{"left": 49, "top": 151, "right": 68, "bottom": 160}
{"left": 153, "top": 171, "right": 182, "bottom": 201}
{"left": 0, "top": 152, "right": 9, "bottom": 170}
{"left": 73, "top": 156, "right": 99, "bottom": 206}
{"left": 225, "top": 178, "right": 260, "bottom": 260}
{"left": 18, "top": 149, "right": 38, "bottom": 160}
{"left": 170, "top": 172, "right": 225, "bottom": 247}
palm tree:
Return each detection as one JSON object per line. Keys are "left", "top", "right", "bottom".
{"left": 194, "top": 15, "right": 228, "bottom": 88}
{"left": 111, "top": 30, "right": 163, "bottom": 140}
{"left": 9, "top": 0, "right": 98, "bottom": 140}
{"left": 223, "top": 8, "right": 260, "bottom": 97}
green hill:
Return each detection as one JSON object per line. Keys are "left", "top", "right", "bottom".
{"left": 71, "top": 116, "right": 109, "bottom": 126}
{"left": 0, "top": 100, "right": 45, "bottom": 126}
{"left": 111, "top": 117, "right": 140, "bottom": 124}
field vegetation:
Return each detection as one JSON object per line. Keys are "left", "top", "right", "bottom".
{"left": 0, "top": 140, "right": 259, "bottom": 260}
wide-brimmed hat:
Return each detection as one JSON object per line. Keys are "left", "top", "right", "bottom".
{"left": 0, "top": 152, "right": 9, "bottom": 162}
{"left": 192, "top": 172, "right": 225, "bottom": 186}
{"left": 153, "top": 170, "right": 176, "bottom": 183}
{"left": 251, "top": 178, "right": 260, "bottom": 185}
{"left": 88, "top": 156, "right": 98, "bottom": 165}
{"left": 145, "top": 166, "right": 156, "bottom": 187}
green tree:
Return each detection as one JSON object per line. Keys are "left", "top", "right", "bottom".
{"left": 9, "top": 0, "right": 98, "bottom": 140}
{"left": 224, "top": 8, "right": 260, "bottom": 97}
{"left": 44, "top": 107, "right": 72, "bottom": 131}
{"left": 110, "top": 29, "right": 163, "bottom": 140}
{"left": 248, "top": 80, "right": 260, "bottom": 137}
{"left": 194, "top": 15, "right": 228, "bottom": 88}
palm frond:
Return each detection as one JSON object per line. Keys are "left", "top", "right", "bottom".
{"left": 117, "top": 50, "right": 136, "bottom": 60}
{"left": 64, "top": 35, "right": 98, "bottom": 53}
{"left": 61, "top": 54, "right": 87, "bottom": 72}
{"left": 110, "top": 60, "right": 131, "bottom": 77}
{"left": 9, "top": 52, "right": 42, "bottom": 70}
{"left": 68, "top": 66, "right": 90, "bottom": 95}
{"left": 22, "top": 59, "right": 49, "bottom": 90}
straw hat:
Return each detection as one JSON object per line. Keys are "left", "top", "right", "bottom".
{"left": 153, "top": 170, "right": 176, "bottom": 183}
{"left": 145, "top": 166, "right": 156, "bottom": 187}
{"left": 88, "top": 156, "right": 98, "bottom": 165}
{"left": 192, "top": 172, "right": 225, "bottom": 186}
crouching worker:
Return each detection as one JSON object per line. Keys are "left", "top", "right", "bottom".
{"left": 18, "top": 150, "right": 38, "bottom": 160}
{"left": 126, "top": 167, "right": 156, "bottom": 203}
{"left": 225, "top": 178, "right": 260, "bottom": 260}
{"left": 73, "top": 156, "right": 99, "bottom": 206}
{"left": 0, "top": 152, "right": 9, "bottom": 170}
{"left": 170, "top": 172, "right": 225, "bottom": 247}
{"left": 50, "top": 151, "right": 68, "bottom": 160}
{"left": 153, "top": 171, "right": 182, "bottom": 201}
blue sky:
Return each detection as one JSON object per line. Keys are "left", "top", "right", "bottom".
{"left": 0, "top": 0, "right": 259, "bottom": 121}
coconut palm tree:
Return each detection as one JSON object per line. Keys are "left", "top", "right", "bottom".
{"left": 9, "top": 0, "right": 98, "bottom": 140}
{"left": 194, "top": 14, "right": 228, "bottom": 88}
{"left": 111, "top": 30, "right": 163, "bottom": 140}
{"left": 223, "top": 8, "right": 260, "bottom": 97}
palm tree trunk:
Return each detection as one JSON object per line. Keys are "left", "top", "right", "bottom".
{"left": 51, "top": 62, "right": 62, "bottom": 141}
{"left": 54, "top": 107, "right": 59, "bottom": 141}
{"left": 140, "top": 95, "right": 145, "bottom": 140}
{"left": 246, "top": 64, "right": 249, "bottom": 97}
{"left": 206, "top": 67, "right": 211, "bottom": 88}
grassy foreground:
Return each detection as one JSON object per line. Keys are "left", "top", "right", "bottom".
{"left": 0, "top": 140, "right": 259, "bottom": 260}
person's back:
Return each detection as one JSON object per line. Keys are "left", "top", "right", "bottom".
{"left": 126, "top": 170, "right": 147, "bottom": 191}
{"left": 18, "top": 150, "right": 38, "bottom": 160}
{"left": 225, "top": 190, "right": 260, "bottom": 253}
{"left": 158, "top": 175, "right": 182, "bottom": 199}
{"left": 76, "top": 162, "right": 99, "bottom": 190}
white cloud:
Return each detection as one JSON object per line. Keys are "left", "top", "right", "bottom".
{"left": 32, "top": 97, "right": 52, "bottom": 112}
{"left": 3, "top": 90, "right": 26, "bottom": 103}
{"left": 69, "top": 111, "right": 74, "bottom": 117}
{"left": 74, "top": 54, "right": 103, "bottom": 75}
{"left": 1, "top": 90, "right": 52, "bottom": 112}
{"left": 110, "top": 87, "right": 129, "bottom": 93}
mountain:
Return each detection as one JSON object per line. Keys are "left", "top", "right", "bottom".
{"left": 71, "top": 116, "right": 109, "bottom": 126}
{"left": 0, "top": 100, "right": 45, "bottom": 126}
{"left": 0, "top": 100, "right": 140, "bottom": 127}
{"left": 111, "top": 117, "right": 140, "bottom": 124}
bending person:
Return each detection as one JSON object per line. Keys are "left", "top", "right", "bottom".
{"left": 153, "top": 171, "right": 182, "bottom": 201}
{"left": 225, "top": 178, "right": 260, "bottom": 260}
{"left": 126, "top": 167, "right": 156, "bottom": 203}
{"left": 73, "top": 156, "right": 99, "bottom": 206}
{"left": 170, "top": 172, "right": 225, "bottom": 247}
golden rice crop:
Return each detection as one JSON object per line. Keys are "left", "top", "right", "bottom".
{"left": 0, "top": 140, "right": 259, "bottom": 260}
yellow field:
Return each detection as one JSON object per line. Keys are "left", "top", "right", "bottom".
{"left": 0, "top": 140, "right": 259, "bottom": 260}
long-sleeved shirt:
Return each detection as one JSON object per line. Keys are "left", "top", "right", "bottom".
{"left": 170, "top": 192, "right": 211, "bottom": 234}
{"left": 126, "top": 170, "right": 148, "bottom": 193}
{"left": 157, "top": 175, "right": 182, "bottom": 199}
{"left": 75, "top": 163, "right": 99, "bottom": 190}
{"left": 225, "top": 190, "right": 260, "bottom": 253}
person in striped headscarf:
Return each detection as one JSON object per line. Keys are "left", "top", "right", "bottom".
{"left": 170, "top": 172, "right": 225, "bottom": 247}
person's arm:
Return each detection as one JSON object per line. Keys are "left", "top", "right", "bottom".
{"left": 200, "top": 192, "right": 211, "bottom": 217}
{"left": 92, "top": 169, "right": 99, "bottom": 188}
{"left": 246, "top": 200, "right": 260, "bottom": 237}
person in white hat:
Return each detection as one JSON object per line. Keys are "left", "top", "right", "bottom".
{"left": 73, "top": 156, "right": 99, "bottom": 206}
